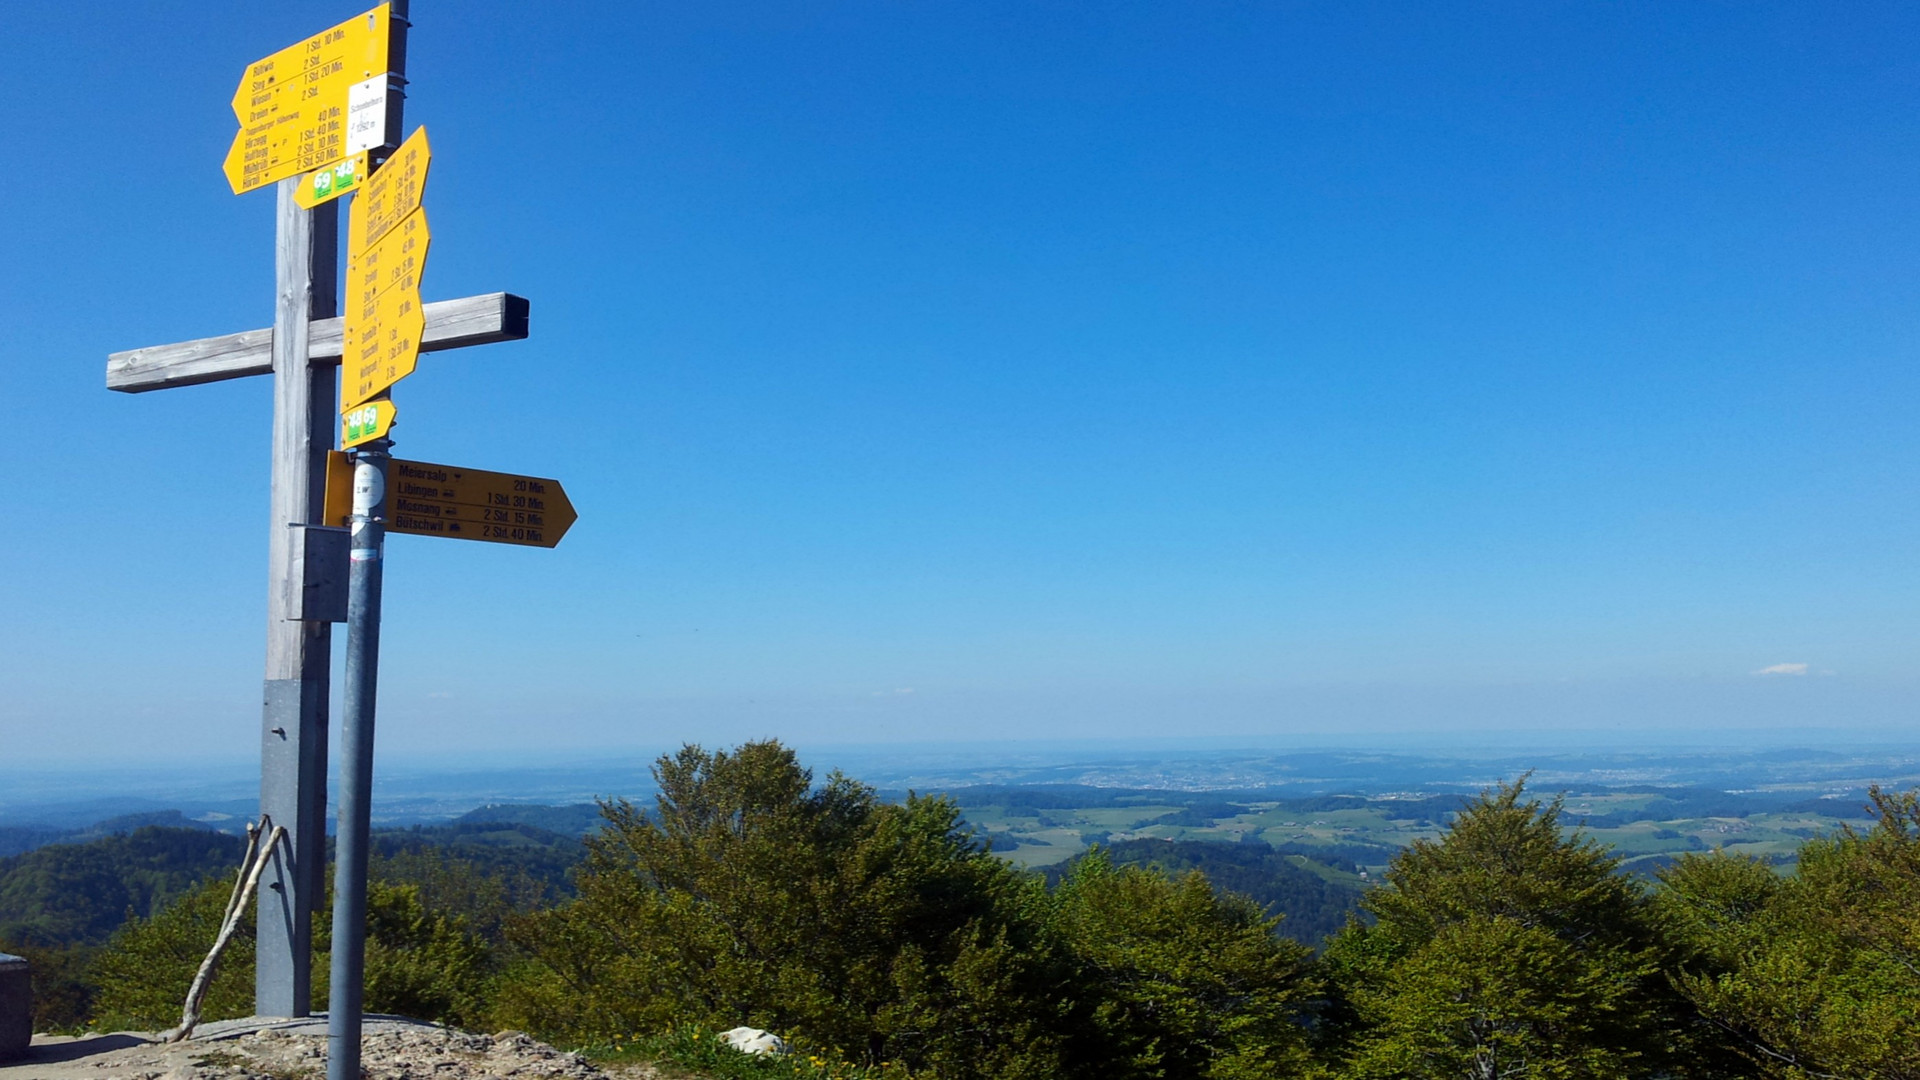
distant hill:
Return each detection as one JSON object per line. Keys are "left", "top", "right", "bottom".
{"left": 0, "top": 827, "right": 73, "bottom": 860}
{"left": 453, "top": 802, "right": 608, "bottom": 835}
{"left": 918, "top": 784, "right": 1464, "bottom": 818}
{"left": 0, "top": 825, "right": 245, "bottom": 947}
{"left": 0, "top": 810, "right": 233, "bottom": 860}
{"left": 1779, "top": 795, "right": 1880, "bottom": 819}
{"left": 1053, "top": 838, "right": 1366, "bottom": 946}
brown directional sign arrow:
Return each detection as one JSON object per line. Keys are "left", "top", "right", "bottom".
{"left": 383, "top": 457, "right": 577, "bottom": 547}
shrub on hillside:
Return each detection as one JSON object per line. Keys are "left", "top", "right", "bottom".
{"left": 92, "top": 874, "right": 490, "bottom": 1031}
{"left": 92, "top": 874, "right": 253, "bottom": 1030}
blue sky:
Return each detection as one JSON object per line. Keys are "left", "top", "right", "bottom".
{"left": 3, "top": 1, "right": 1917, "bottom": 764}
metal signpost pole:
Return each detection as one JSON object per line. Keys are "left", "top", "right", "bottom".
{"left": 257, "top": 178, "right": 338, "bottom": 1018}
{"left": 329, "top": 443, "right": 389, "bottom": 1080}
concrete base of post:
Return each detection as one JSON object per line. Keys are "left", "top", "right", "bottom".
{"left": 0, "top": 953, "right": 30, "bottom": 1061}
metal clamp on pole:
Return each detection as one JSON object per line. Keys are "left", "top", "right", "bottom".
{"left": 329, "top": 441, "right": 389, "bottom": 1080}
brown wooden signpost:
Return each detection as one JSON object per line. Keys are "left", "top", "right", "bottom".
{"left": 108, "top": 6, "right": 577, "bottom": 1075}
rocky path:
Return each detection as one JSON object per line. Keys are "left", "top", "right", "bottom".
{"left": 0, "top": 1017, "right": 658, "bottom": 1080}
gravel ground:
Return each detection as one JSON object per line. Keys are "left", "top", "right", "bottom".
{"left": 0, "top": 1018, "right": 659, "bottom": 1080}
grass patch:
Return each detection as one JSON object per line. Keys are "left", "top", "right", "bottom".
{"left": 579, "top": 1026, "right": 913, "bottom": 1080}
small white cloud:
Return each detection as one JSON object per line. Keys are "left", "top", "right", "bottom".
{"left": 895, "top": 688, "right": 915, "bottom": 695}
{"left": 1753, "top": 663, "right": 1809, "bottom": 677}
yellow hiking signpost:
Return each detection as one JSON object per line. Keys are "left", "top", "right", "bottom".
{"left": 342, "top": 126, "right": 432, "bottom": 409}
{"left": 114, "top": 5, "right": 574, "bottom": 1076}
{"left": 387, "top": 458, "right": 579, "bottom": 548}
{"left": 223, "top": 4, "right": 401, "bottom": 195}
{"left": 325, "top": 453, "right": 578, "bottom": 548}
{"left": 351, "top": 126, "right": 430, "bottom": 250}
{"left": 342, "top": 202, "right": 429, "bottom": 406}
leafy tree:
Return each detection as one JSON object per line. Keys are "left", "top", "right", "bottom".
{"left": 498, "top": 741, "right": 1074, "bottom": 1079}
{"left": 1660, "top": 786, "right": 1920, "bottom": 1079}
{"left": 1320, "top": 779, "right": 1693, "bottom": 1079}
{"left": 1072, "top": 838, "right": 1364, "bottom": 945}
{"left": 1048, "top": 850, "right": 1318, "bottom": 1080}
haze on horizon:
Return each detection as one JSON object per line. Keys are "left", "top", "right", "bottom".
{"left": 4, "top": 2, "right": 1917, "bottom": 765}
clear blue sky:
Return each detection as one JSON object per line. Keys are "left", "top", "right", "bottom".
{"left": 4, "top": 1, "right": 1917, "bottom": 764}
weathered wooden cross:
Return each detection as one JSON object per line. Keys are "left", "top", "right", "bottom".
{"left": 104, "top": 184, "right": 527, "bottom": 1016}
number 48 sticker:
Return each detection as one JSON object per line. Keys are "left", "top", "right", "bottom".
{"left": 342, "top": 399, "right": 396, "bottom": 449}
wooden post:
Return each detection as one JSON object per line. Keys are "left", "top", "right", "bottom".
{"left": 257, "top": 176, "right": 338, "bottom": 1018}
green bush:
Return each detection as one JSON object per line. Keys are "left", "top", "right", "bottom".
{"left": 90, "top": 872, "right": 490, "bottom": 1031}
{"left": 92, "top": 874, "right": 252, "bottom": 1030}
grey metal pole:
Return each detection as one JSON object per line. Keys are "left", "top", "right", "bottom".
{"left": 328, "top": 442, "right": 388, "bottom": 1080}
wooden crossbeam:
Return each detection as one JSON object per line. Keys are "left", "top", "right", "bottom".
{"left": 106, "top": 292, "right": 530, "bottom": 393}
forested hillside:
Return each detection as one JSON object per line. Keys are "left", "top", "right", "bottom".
{"left": 0, "top": 825, "right": 244, "bottom": 946}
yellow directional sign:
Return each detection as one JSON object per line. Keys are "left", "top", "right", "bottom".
{"left": 341, "top": 205, "right": 429, "bottom": 407}
{"left": 352, "top": 204, "right": 428, "bottom": 300}
{"left": 292, "top": 152, "right": 370, "bottom": 210}
{"left": 322, "top": 454, "right": 577, "bottom": 548}
{"left": 224, "top": 4, "right": 396, "bottom": 195}
{"left": 386, "top": 459, "right": 578, "bottom": 548}
{"left": 341, "top": 398, "right": 396, "bottom": 449}
{"left": 351, "top": 127, "right": 430, "bottom": 253}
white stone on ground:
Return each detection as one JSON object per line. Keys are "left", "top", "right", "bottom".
{"left": 719, "top": 1026, "right": 788, "bottom": 1056}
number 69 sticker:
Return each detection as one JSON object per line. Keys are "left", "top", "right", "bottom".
{"left": 341, "top": 398, "right": 396, "bottom": 448}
